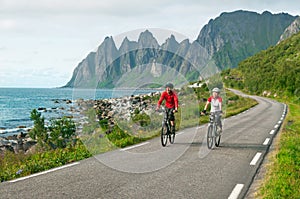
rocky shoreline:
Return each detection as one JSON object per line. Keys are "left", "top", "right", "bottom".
{"left": 0, "top": 91, "right": 162, "bottom": 155}
{"left": 0, "top": 132, "right": 37, "bottom": 154}
{"left": 76, "top": 91, "right": 161, "bottom": 134}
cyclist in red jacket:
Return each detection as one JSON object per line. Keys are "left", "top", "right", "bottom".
{"left": 156, "top": 83, "right": 178, "bottom": 133}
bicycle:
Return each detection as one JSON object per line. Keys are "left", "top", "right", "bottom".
{"left": 160, "top": 107, "right": 176, "bottom": 147}
{"left": 205, "top": 111, "right": 222, "bottom": 149}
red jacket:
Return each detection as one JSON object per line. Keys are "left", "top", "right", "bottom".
{"left": 157, "top": 91, "right": 178, "bottom": 109}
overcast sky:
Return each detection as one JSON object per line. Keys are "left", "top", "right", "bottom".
{"left": 0, "top": 0, "right": 299, "bottom": 88}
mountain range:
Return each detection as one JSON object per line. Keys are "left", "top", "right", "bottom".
{"left": 64, "top": 10, "right": 298, "bottom": 88}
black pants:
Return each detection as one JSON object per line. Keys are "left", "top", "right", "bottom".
{"left": 165, "top": 108, "right": 175, "bottom": 122}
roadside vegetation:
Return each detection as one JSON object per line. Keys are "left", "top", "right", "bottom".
{"left": 0, "top": 110, "right": 91, "bottom": 182}
{"left": 222, "top": 32, "right": 300, "bottom": 198}
{"left": 258, "top": 97, "right": 300, "bottom": 198}
{"left": 0, "top": 83, "right": 257, "bottom": 182}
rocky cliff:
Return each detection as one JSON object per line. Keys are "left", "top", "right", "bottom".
{"left": 197, "top": 10, "right": 297, "bottom": 69}
{"left": 278, "top": 16, "right": 300, "bottom": 43}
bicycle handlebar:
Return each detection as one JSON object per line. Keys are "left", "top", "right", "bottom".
{"left": 200, "top": 111, "right": 223, "bottom": 116}
{"left": 156, "top": 107, "right": 177, "bottom": 113}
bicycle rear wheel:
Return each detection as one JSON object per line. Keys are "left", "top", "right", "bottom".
{"left": 207, "top": 125, "right": 213, "bottom": 149}
{"left": 161, "top": 123, "right": 168, "bottom": 147}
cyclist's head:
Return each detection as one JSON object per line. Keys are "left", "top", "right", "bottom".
{"left": 165, "top": 83, "right": 174, "bottom": 94}
{"left": 212, "top": 87, "right": 220, "bottom": 96}
{"left": 165, "top": 83, "right": 174, "bottom": 89}
{"left": 212, "top": 87, "right": 220, "bottom": 93}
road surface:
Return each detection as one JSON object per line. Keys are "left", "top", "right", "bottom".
{"left": 0, "top": 91, "right": 286, "bottom": 199}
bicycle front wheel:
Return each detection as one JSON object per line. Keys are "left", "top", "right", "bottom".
{"left": 161, "top": 123, "right": 168, "bottom": 147}
{"left": 207, "top": 125, "right": 213, "bottom": 149}
{"left": 169, "top": 130, "right": 175, "bottom": 144}
{"left": 215, "top": 127, "right": 221, "bottom": 147}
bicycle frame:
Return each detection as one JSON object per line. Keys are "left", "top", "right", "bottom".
{"left": 163, "top": 109, "right": 171, "bottom": 132}
{"left": 160, "top": 107, "right": 175, "bottom": 146}
{"left": 207, "top": 111, "right": 222, "bottom": 149}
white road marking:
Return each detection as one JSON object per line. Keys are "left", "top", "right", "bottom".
{"left": 274, "top": 124, "right": 279, "bottom": 128}
{"left": 9, "top": 162, "right": 80, "bottom": 183}
{"left": 120, "top": 142, "right": 149, "bottom": 151}
{"left": 250, "top": 152, "right": 262, "bottom": 166}
{"left": 228, "top": 184, "right": 244, "bottom": 199}
{"left": 177, "top": 131, "right": 185, "bottom": 135}
{"left": 270, "top": 130, "right": 275, "bottom": 135}
{"left": 263, "top": 138, "right": 270, "bottom": 145}
{"left": 278, "top": 120, "right": 282, "bottom": 124}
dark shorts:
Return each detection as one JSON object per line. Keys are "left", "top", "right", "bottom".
{"left": 165, "top": 108, "right": 175, "bottom": 121}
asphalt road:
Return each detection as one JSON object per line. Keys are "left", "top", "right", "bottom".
{"left": 0, "top": 91, "right": 286, "bottom": 199}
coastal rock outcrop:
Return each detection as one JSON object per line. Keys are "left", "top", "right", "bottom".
{"left": 76, "top": 92, "right": 160, "bottom": 134}
{"left": 0, "top": 133, "right": 37, "bottom": 154}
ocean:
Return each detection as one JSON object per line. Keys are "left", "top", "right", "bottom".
{"left": 0, "top": 88, "right": 158, "bottom": 137}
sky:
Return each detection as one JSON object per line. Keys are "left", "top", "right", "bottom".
{"left": 0, "top": 0, "right": 299, "bottom": 88}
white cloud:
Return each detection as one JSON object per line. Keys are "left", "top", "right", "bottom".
{"left": 0, "top": 19, "right": 17, "bottom": 30}
{"left": 0, "top": 0, "right": 299, "bottom": 87}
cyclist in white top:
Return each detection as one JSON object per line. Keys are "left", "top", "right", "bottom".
{"left": 201, "top": 87, "right": 223, "bottom": 130}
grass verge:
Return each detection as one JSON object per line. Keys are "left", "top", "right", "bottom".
{"left": 257, "top": 98, "right": 300, "bottom": 198}
{"left": 0, "top": 141, "right": 91, "bottom": 182}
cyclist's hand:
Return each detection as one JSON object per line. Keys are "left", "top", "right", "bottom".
{"left": 200, "top": 110, "right": 206, "bottom": 115}
{"left": 173, "top": 109, "right": 178, "bottom": 113}
{"left": 155, "top": 106, "right": 160, "bottom": 112}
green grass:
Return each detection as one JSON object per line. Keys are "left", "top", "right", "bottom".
{"left": 225, "top": 90, "right": 258, "bottom": 117}
{"left": 257, "top": 98, "right": 300, "bottom": 198}
{"left": 0, "top": 141, "right": 91, "bottom": 182}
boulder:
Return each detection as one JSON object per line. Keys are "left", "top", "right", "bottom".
{"left": 23, "top": 140, "right": 37, "bottom": 151}
{"left": 13, "top": 139, "right": 24, "bottom": 153}
{"left": 17, "top": 132, "right": 26, "bottom": 139}
{"left": 0, "top": 145, "right": 14, "bottom": 153}
{"left": 107, "top": 111, "right": 114, "bottom": 117}
{"left": 7, "top": 135, "right": 18, "bottom": 141}
{"left": 0, "top": 138, "right": 10, "bottom": 146}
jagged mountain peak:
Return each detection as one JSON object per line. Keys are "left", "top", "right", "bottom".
{"left": 119, "top": 36, "right": 138, "bottom": 53}
{"left": 99, "top": 36, "right": 117, "bottom": 48}
{"left": 138, "top": 30, "right": 159, "bottom": 48}
{"left": 161, "top": 34, "right": 180, "bottom": 52}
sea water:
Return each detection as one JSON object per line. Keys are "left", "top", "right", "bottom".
{"left": 0, "top": 87, "right": 158, "bottom": 137}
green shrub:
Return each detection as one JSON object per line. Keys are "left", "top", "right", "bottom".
{"left": 48, "top": 117, "right": 76, "bottom": 149}
{"left": 29, "top": 109, "right": 48, "bottom": 148}
{"left": 132, "top": 113, "right": 151, "bottom": 127}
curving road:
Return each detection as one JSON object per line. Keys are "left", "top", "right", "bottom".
{"left": 0, "top": 90, "right": 287, "bottom": 199}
